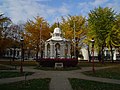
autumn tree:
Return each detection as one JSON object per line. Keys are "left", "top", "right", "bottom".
{"left": 0, "top": 14, "right": 12, "bottom": 57}
{"left": 60, "top": 15, "right": 87, "bottom": 58}
{"left": 88, "top": 7, "right": 116, "bottom": 62}
{"left": 61, "top": 15, "right": 86, "bottom": 40}
{"left": 50, "top": 22, "right": 58, "bottom": 33}
{"left": 24, "top": 16, "right": 50, "bottom": 60}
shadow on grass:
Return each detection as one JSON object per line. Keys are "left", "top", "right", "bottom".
{"left": 82, "top": 66, "right": 120, "bottom": 80}
{"left": 0, "top": 78, "right": 50, "bottom": 90}
{"left": 69, "top": 78, "right": 120, "bottom": 90}
{"left": 0, "top": 71, "right": 34, "bottom": 79}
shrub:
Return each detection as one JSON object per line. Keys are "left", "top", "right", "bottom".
{"left": 36, "top": 58, "right": 78, "bottom": 67}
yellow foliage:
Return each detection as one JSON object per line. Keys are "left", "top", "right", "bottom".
{"left": 24, "top": 16, "right": 50, "bottom": 50}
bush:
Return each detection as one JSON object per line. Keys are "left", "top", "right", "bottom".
{"left": 36, "top": 58, "right": 78, "bottom": 67}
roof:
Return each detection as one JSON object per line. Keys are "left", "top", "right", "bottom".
{"left": 46, "top": 27, "right": 70, "bottom": 42}
{"left": 53, "top": 27, "right": 61, "bottom": 34}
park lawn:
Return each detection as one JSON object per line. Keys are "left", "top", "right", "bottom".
{"left": 0, "top": 78, "right": 50, "bottom": 90}
{"left": 69, "top": 78, "right": 120, "bottom": 90}
{"left": 0, "top": 61, "right": 38, "bottom": 66}
{"left": 82, "top": 65, "right": 120, "bottom": 80}
{"left": 0, "top": 65, "right": 15, "bottom": 70}
{"left": 78, "top": 62, "right": 120, "bottom": 67}
{"left": 0, "top": 71, "right": 34, "bottom": 79}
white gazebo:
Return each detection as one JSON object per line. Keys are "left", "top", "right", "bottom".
{"left": 44, "top": 27, "right": 71, "bottom": 58}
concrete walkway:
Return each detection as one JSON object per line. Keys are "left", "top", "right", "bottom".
{"left": 0, "top": 66, "right": 120, "bottom": 90}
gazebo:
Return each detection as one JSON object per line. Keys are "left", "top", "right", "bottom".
{"left": 44, "top": 27, "right": 71, "bottom": 58}
{"left": 37, "top": 26, "right": 78, "bottom": 67}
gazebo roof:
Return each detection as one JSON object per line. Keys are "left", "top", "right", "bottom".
{"left": 53, "top": 27, "right": 62, "bottom": 34}
{"left": 46, "top": 27, "right": 70, "bottom": 42}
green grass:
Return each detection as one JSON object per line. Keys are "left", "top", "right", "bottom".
{"left": 0, "top": 61, "right": 38, "bottom": 66}
{"left": 78, "top": 62, "right": 119, "bottom": 67}
{"left": 0, "top": 71, "right": 34, "bottom": 79}
{"left": 69, "top": 78, "right": 120, "bottom": 90}
{"left": 83, "top": 65, "right": 120, "bottom": 80}
{"left": 0, "top": 78, "right": 50, "bottom": 90}
{"left": 0, "top": 65, "right": 15, "bottom": 70}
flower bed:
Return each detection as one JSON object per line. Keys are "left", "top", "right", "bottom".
{"left": 36, "top": 58, "right": 78, "bottom": 67}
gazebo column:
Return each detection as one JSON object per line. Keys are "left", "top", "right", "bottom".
{"left": 19, "top": 49, "right": 22, "bottom": 59}
{"left": 15, "top": 49, "right": 18, "bottom": 57}
{"left": 68, "top": 44, "right": 71, "bottom": 58}
{"left": 45, "top": 43, "right": 47, "bottom": 58}
{"left": 52, "top": 43, "right": 55, "bottom": 58}
{"left": 50, "top": 43, "right": 54, "bottom": 58}
{"left": 61, "top": 43, "right": 65, "bottom": 58}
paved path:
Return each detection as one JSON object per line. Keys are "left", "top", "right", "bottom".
{"left": 0, "top": 66, "right": 120, "bottom": 90}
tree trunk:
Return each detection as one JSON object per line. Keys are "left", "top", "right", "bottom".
{"left": 98, "top": 51, "right": 101, "bottom": 62}
{"left": 36, "top": 51, "right": 38, "bottom": 60}
{"left": 88, "top": 45, "right": 91, "bottom": 62}
{"left": 110, "top": 44, "right": 114, "bottom": 63}
{"left": 36, "top": 44, "right": 39, "bottom": 60}
{"left": 101, "top": 45, "right": 104, "bottom": 64}
{"left": 28, "top": 49, "right": 30, "bottom": 60}
{"left": 41, "top": 50, "right": 43, "bottom": 58}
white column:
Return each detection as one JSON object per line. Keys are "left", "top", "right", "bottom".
{"left": 113, "top": 49, "right": 116, "bottom": 60}
{"left": 67, "top": 44, "right": 71, "bottom": 58}
{"left": 81, "top": 48, "right": 89, "bottom": 60}
{"left": 52, "top": 43, "right": 55, "bottom": 58}
{"left": 60, "top": 43, "right": 65, "bottom": 58}
{"left": 45, "top": 42, "right": 47, "bottom": 58}
{"left": 15, "top": 49, "right": 18, "bottom": 57}
{"left": 104, "top": 50, "right": 106, "bottom": 56}
{"left": 8, "top": 49, "right": 10, "bottom": 57}
{"left": 50, "top": 43, "right": 53, "bottom": 58}
{"left": 19, "top": 49, "right": 22, "bottom": 59}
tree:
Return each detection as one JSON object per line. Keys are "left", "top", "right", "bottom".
{"left": 0, "top": 14, "right": 12, "bottom": 57}
{"left": 24, "top": 16, "right": 50, "bottom": 60}
{"left": 109, "top": 15, "right": 120, "bottom": 47}
{"left": 50, "top": 22, "right": 58, "bottom": 33}
{"left": 88, "top": 7, "right": 116, "bottom": 63}
{"left": 60, "top": 15, "right": 87, "bottom": 58}
{"left": 61, "top": 15, "right": 86, "bottom": 40}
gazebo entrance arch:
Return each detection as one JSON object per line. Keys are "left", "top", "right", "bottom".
{"left": 55, "top": 43, "right": 60, "bottom": 58}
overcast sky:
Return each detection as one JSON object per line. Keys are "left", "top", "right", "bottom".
{"left": 0, "top": 0, "right": 120, "bottom": 25}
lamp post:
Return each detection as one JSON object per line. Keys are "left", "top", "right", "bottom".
{"left": 91, "top": 38, "right": 95, "bottom": 73}
{"left": 20, "top": 37, "right": 24, "bottom": 73}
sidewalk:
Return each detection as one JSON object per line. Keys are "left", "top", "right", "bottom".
{"left": 0, "top": 66, "right": 120, "bottom": 90}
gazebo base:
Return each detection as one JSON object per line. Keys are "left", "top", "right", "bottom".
{"left": 36, "top": 58, "right": 78, "bottom": 67}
